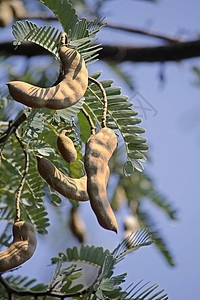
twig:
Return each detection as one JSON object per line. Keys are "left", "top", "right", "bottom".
{"left": 105, "top": 23, "right": 181, "bottom": 43}
{"left": 0, "top": 275, "right": 83, "bottom": 298}
{"left": 14, "top": 130, "right": 29, "bottom": 222}
{"left": 81, "top": 107, "right": 96, "bottom": 135}
{"left": 0, "top": 126, "right": 15, "bottom": 164}
{"left": 88, "top": 76, "right": 107, "bottom": 128}
{"left": 0, "top": 112, "right": 27, "bottom": 144}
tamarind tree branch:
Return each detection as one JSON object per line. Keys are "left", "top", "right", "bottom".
{"left": 0, "top": 125, "right": 15, "bottom": 164}
{"left": 0, "top": 112, "right": 27, "bottom": 144}
{"left": 88, "top": 76, "right": 108, "bottom": 128}
{"left": 104, "top": 23, "right": 181, "bottom": 43}
{"left": 0, "top": 275, "right": 79, "bottom": 299}
{"left": 0, "top": 39, "right": 200, "bottom": 62}
{"left": 14, "top": 130, "right": 29, "bottom": 222}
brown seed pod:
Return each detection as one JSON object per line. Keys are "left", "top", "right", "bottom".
{"left": 70, "top": 207, "right": 86, "bottom": 243}
{"left": 37, "top": 156, "right": 110, "bottom": 202}
{"left": 7, "top": 32, "right": 88, "bottom": 109}
{"left": 57, "top": 130, "right": 77, "bottom": 164}
{"left": 37, "top": 156, "right": 89, "bottom": 201}
{"left": 9, "top": 0, "right": 26, "bottom": 18}
{"left": 84, "top": 127, "right": 118, "bottom": 233}
{"left": 0, "top": 221, "right": 37, "bottom": 273}
{"left": 0, "top": 1, "right": 13, "bottom": 27}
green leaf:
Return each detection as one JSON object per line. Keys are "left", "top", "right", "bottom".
{"left": 39, "top": 0, "right": 79, "bottom": 33}
{"left": 52, "top": 244, "right": 110, "bottom": 269}
{"left": 37, "top": 147, "right": 55, "bottom": 156}
{"left": 78, "top": 109, "right": 92, "bottom": 143}
{"left": 112, "top": 230, "right": 152, "bottom": 263}
{"left": 100, "top": 254, "right": 115, "bottom": 278}
{"left": 137, "top": 209, "right": 175, "bottom": 266}
{"left": 12, "top": 21, "right": 62, "bottom": 60}
{"left": 123, "top": 160, "right": 134, "bottom": 177}
{"left": 124, "top": 281, "right": 168, "bottom": 300}
{"left": 55, "top": 98, "right": 84, "bottom": 121}
{"left": 96, "top": 289, "right": 104, "bottom": 299}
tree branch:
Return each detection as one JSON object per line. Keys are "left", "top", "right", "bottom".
{"left": 0, "top": 39, "right": 200, "bottom": 62}
{"left": 0, "top": 112, "right": 27, "bottom": 144}
{"left": 105, "top": 23, "right": 181, "bottom": 43}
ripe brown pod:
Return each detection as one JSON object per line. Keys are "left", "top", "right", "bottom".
{"left": 84, "top": 127, "right": 118, "bottom": 233}
{"left": 0, "top": 1, "right": 13, "bottom": 27}
{"left": 57, "top": 130, "right": 77, "bottom": 164}
{"left": 37, "top": 156, "right": 110, "bottom": 202}
{"left": 0, "top": 221, "right": 37, "bottom": 273}
{"left": 7, "top": 32, "right": 88, "bottom": 110}
{"left": 70, "top": 207, "right": 86, "bottom": 243}
{"left": 37, "top": 156, "right": 89, "bottom": 201}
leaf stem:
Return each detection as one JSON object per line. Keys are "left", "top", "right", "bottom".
{"left": 88, "top": 76, "right": 107, "bottom": 128}
{"left": 14, "top": 130, "right": 29, "bottom": 222}
{"left": 81, "top": 107, "right": 96, "bottom": 135}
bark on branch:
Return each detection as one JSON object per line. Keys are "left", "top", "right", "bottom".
{"left": 0, "top": 39, "right": 200, "bottom": 62}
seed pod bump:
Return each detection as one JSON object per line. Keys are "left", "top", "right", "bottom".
{"left": 0, "top": 221, "right": 37, "bottom": 273}
{"left": 57, "top": 130, "right": 77, "bottom": 164}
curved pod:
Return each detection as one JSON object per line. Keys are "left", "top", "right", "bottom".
{"left": 37, "top": 156, "right": 110, "bottom": 202}
{"left": 0, "top": 221, "right": 37, "bottom": 273}
{"left": 84, "top": 127, "right": 118, "bottom": 233}
{"left": 57, "top": 130, "right": 77, "bottom": 163}
{"left": 7, "top": 33, "right": 88, "bottom": 110}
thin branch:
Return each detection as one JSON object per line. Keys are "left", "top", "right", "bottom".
{"left": 81, "top": 107, "right": 96, "bottom": 135}
{"left": 0, "top": 125, "right": 15, "bottom": 164}
{"left": 14, "top": 130, "right": 29, "bottom": 222}
{"left": 0, "top": 275, "right": 80, "bottom": 298}
{"left": 1, "top": 39, "right": 200, "bottom": 62}
{"left": 0, "top": 112, "right": 27, "bottom": 144}
{"left": 105, "top": 23, "right": 181, "bottom": 43}
{"left": 88, "top": 76, "right": 108, "bottom": 128}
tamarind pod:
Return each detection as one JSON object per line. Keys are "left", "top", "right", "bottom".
{"left": 6, "top": 33, "right": 88, "bottom": 110}
{"left": 0, "top": 221, "right": 37, "bottom": 273}
{"left": 0, "top": 2, "right": 13, "bottom": 27}
{"left": 70, "top": 207, "right": 86, "bottom": 243}
{"left": 84, "top": 127, "right": 118, "bottom": 233}
{"left": 9, "top": 0, "right": 26, "bottom": 18}
{"left": 36, "top": 156, "right": 110, "bottom": 202}
{"left": 37, "top": 156, "right": 89, "bottom": 201}
{"left": 57, "top": 130, "right": 77, "bottom": 163}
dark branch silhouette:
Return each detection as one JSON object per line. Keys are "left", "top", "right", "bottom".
{"left": 0, "top": 39, "right": 200, "bottom": 62}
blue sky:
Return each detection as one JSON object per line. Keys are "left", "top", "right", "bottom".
{"left": 94, "top": 1, "right": 200, "bottom": 299}
{"left": 1, "top": 1, "right": 200, "bottom": 299}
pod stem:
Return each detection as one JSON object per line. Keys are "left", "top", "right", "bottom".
{"left": 14, "top": 130, "right": 29, "bottom": 222}
{"left": 81, "top": 107, "right": 96, "bottom": 135}
{"left": 88, "top": 76, "right": 108, "bottom": 128}
{"left": 60, "top": 32, "right": 68, "bottom": 47}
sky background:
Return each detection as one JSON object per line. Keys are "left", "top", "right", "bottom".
{"left": 1, "top": 0, "right": 200, "bottom": 299}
